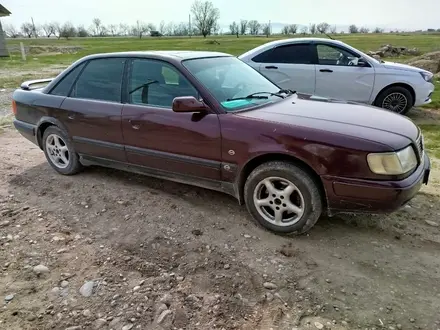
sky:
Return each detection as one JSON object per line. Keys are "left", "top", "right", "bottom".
{"left": 1, "top": 0, "right": 439, "bottom": 32}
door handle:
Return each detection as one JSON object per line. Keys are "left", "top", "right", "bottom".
{"left": 265, "top": 65, "right": 278, "bottom": 69}
{"left": 319, "top": 69, "right": 333, "bottom": 73}
{"left": 129, "top": 119, "right": 141, "bottom": 130}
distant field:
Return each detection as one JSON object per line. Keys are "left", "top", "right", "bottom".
{"left": 1, "top": 33, "right": 439, "bottom": 107}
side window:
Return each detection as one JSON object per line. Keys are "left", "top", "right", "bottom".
{"left": 317, "top": 44, "right": 360, "bottom": 66}
{"left": 128, "top": 59, "right": 198, "bottom": 108}
{"left": 252, "top": 44, "right": 314, "bottom": 64}
{"left": 70, "top": 58, "right": 125, "bottom": 102}
{"left": 49, "top": 62, "right": 85, "bottom": 96}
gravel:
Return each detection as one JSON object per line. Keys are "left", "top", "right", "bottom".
{"left": 0, "top": 89, "right": 13, "bottom": 117}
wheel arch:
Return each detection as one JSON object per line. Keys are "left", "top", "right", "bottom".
{"left": 374, "top": 82, "right": 416, "bottom": 107}
{"left": 236, "top": 153, "right": 327, "bottom": 207}
{"left": 36, "top": 117, "right": 69, "bottom": 150}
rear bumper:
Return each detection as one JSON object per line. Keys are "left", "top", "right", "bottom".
{"left": 323, "top": 152, "right": 430, "bottom": 215}
{"left": 13, "top": 119, "right": 38, "bottom": 146}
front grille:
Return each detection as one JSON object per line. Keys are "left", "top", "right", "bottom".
{"left": 415, "top": 133, "right": 424, "bottom": 160}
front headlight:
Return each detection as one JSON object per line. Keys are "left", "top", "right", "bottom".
{"left": 420, "top": 72, "right": 433, "bottom": 83}
{"left": 367, "top": 145, "right": 418, "bottom": 175}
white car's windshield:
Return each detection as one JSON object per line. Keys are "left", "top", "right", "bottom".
{"left": 182, "top": 56, "right": 289, "bottom": 112}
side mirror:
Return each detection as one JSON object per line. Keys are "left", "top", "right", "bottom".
{"left": 357, "top": 58, "right": 369, "bottom": 67}
{"left": 172, "top": 96, "right": 209, "bottom": 113}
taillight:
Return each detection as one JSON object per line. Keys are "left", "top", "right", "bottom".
{"left": 12, "top": 100, "right": 17, "bottom": 116}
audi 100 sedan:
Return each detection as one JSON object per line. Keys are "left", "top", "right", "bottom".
{"left": 11, "top": 51, "right": 430, "bottom": 235}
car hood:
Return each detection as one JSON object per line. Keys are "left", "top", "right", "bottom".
{"left": 381, "top": 61, "right": 430, "bottom": 74}
{"left": 237, "top": 93, "right": 419, "bottom": 149}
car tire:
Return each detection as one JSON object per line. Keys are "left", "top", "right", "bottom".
{"left": 42, "top": 126, "right": 83, "bottom": 175}
{"left": 244, "top": 161, "right": 323, "bottom": 235}
{"left": 374, "top": 86, "right": 413, "bottom": 115}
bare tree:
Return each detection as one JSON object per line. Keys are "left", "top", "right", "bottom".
{"left": 135, "top": 20, "right": 151, "bottom": 38}
{"left": 288, "top": 24, "right": 298, "bottom": 34}
{"left": 309, "top": 23, "right": 317, "bottom": 34}
{"left": 42, "top": 22, "right": 56, "bottom": 38}
{"left": 173, "top": 22, "right": 189, "bottom": 36}
{"left": 317, "top": 22, "right": 330, "bottom": 34}
{"left": 240, "top": 20, "right": 248, "bottom": 35}
{"left": 107, "top": 24, "right": 117, "bottom": 36}
{"left": 191, "top": 0, "right": 220, "bottom": 38}
{"left": 300, "top": 25, "right": 308, "bottom": 35}
{"left": 165, "top": 22, "right": 175, "bottom": 36}
{"left": 118, "top": 23, "right": 129, "bottom": 36}
{"left": 3, "top": 24, "right": 20, "bottom": 38}
{"left": 373, "top": 27, "right": 384, "bottom": 33}
{"left": 21, "top": 22, "right": 34, "bottom": 38}
{"left": 229, "top": 21, "right": 239, "bottom": 36}
{"left": 159, "top": 21, "right": 166, "bottom": 35}
{"left": 77, "top": 25, "right": 89, "bottom": 37}
{"left": 248, "top": 20, "right": 260, "bottom": 35}
{"left": 349, "top": 24, "right": 359, "bottom": 33}
{"left": 59, "top": 22, "right": 77, "bottom": 39}
{"left": 359, "top": 27, "right": 370, "bottom": 33}
{"left": 282, "top": 25, "right": 289, "bottom": 35}
{"left": 262, "top": 23, "right": 270, "bottom": 37}
{"left": 330, "top": 25, "right": 337, "bottom": 34}
{"left": 92, "top": 18, "right": 102, "bottom": 36}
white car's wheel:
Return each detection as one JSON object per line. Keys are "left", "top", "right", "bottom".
{"left": 375, "top": 86, "right": 413, "bottom": 115}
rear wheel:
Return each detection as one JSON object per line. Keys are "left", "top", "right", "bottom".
{"left": 374, "top": 86, "right": 413, "bottom": 115}
{"left": 42, "top": 126, "right": 82, "bottom": 175}
{"left": 244, "top": 161, "right": 323, "bottom": 235}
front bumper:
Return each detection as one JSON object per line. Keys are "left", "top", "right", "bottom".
{"left": 322, "top": 152, "right": 430, "bottom": 215}
{"left": 413, "top": 82, "right": 435, "bottom": 107}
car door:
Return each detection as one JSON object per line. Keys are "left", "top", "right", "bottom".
{"left": 250, "top": 43, "right": 316, "bottom": 94}
{"left": 121, "top": 58, "right": 222, "bottom": 182}
{"left": 56, "top": 57, "right": 126, "bottom": 162}
{"left": 314, "top": 43, "right": 375, "bottom": 103}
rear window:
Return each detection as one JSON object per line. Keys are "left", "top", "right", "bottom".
{"left": 252, "top": 44, "right": 314, "bottom": 64}
{"left": 49, "top": 62, "right": 85, "bottom": 96}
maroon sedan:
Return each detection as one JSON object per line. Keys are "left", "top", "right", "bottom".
{"left": 11, "top": 51, "right": 430, "bottom": 235}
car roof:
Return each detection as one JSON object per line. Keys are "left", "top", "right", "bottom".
{"left": 80, "top": 50, "right": 233, "bottom": 62}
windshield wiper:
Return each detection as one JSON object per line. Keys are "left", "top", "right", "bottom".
{"left": 226, "top": 91, "right": 284, "bottom": 102}
{"left": 277, "top": 89, "right": 296, "bottom": 96}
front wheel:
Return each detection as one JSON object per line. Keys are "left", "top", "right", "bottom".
{"left": 374, "top": 86, "right": 413, "bottom": 115}
{"left": 42, "top": 126, "right": 83, "bottom": 175}
{"left": 244, "top": 161, "right": 323, "bottom": 235}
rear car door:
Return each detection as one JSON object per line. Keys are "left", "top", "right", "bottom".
{"left": 314, "top": 43, "right": 375, "bottom": 103}
{"left": 251, "top": 43, "right": 316, "bottom": 94}
{"left": 57, "top": 57, "right": 126, "bottom": 162}
{"left": 121, "top": 58, "right": 222, "bottom": 181}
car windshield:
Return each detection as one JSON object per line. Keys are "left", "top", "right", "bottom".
{"left": 182, "top": 56, "right": 285, "bottom": 112}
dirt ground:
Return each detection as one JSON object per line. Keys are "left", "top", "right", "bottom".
{"left": 1, "top": 121, "right": 440, "bottom": 330}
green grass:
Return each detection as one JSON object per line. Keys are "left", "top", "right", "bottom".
{"left": 418, "top": 124, "right": 440, "bottom": 159}
{"left": 428, "top": 81, "right": 440, "bottom": 109}
{"left": 1, "top": 33, "right": 440, "bottom": 107}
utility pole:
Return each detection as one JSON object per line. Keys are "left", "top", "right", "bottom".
{"left": 31, "top": 17, "right": 37, "bottom": 38}
{"left": 189, "top": 14, "right": 191, "bottom": 38}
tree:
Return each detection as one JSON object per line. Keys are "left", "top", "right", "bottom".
{"left": 191, "top": 0, "right": 220, "bottom": 38}
{"left": 282, "top": 25, "right": 289, "bottom": 35}
{"left": 159, "top": 21, "right": 166, "bottom": 35}
{"left": 359, "top": 27, "right": 370, "bottom": 33}
{"left": 300, "top": 25, "right": 308, "bottom": 35}
{"left": 330, "top": 25, "right": 337, "bottom": 34}
{"left": 59, "top": 22, "right": 77, "bottom": 39}
{"left": 240, "top": 20, "right": 248, "bottom": 35}
{"left": 288, "top": 24, "right": 298, "bottom": 34}
{"left": 118, "top": 23, "right": 129, "bottom": 36}
{"left": 42, "top": 22, "right": 56, "bottom": 38}
{"left": 229, "top": 21, "right": 239, "bottom": 36}
{"left": 108, "top": 24, "right": 118, "bottom": 36}
{"left": 21, "top": 22, "right": 34, "bottom": 38}
{"left": 135, "top": 20, "right": 150, "bottom": 38}
{"left": 92, "top": 18, "right": 103, "bottom": 36}
{"left": 262, "top": 23, "right": 270, "bottom": 37}
{"left": 248, "top": 20, "right": 260, "bottom": 35}
{"left": 349, "top": 24, "right": 359, "bottom": 33}
{"left": 317, "top": 22, "right": 330, "bottom": 34}
{"left": 3, "top": 24, "right": 20, "bottom": 38}
{"left": 373, "top": 27, "right": 384, "bottom": 33}
{"left": 309, "top": 23, "right": 317, "bottom": 34}
{"left": 77, "top": 25, "right": 89, "bottom": 37}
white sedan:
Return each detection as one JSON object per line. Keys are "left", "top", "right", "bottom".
{"left": 238, "top": 37, "right": 435, "bottom": 114}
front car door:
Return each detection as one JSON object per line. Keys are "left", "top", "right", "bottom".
{"left": 49, "top": 57, "right": 126, "bottom": 162}
{"left": 314, "top": 43, "right": 375, "bottom": 103}
{"left": 121, "top": 57, "right": 222, "bottom": 183}
{"left": 251, "top": 43, "right": 316, "bottom": 94}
